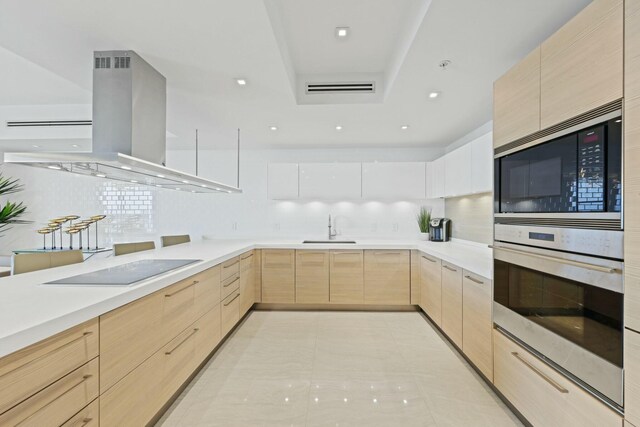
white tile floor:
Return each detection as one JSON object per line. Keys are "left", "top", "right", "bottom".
{"left": 155, "top": 311, "right": 523, "bottom": 427}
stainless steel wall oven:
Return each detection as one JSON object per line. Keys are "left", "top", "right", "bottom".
{"left": 492, "top": 110, "right": 624, "bottom": 410}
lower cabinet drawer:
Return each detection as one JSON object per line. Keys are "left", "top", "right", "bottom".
{"left": 194, "top": 265, "right": 221, "bottom": 319}
{"left": 0, "top": 318, "right": 99, "bottom": 415}
{"left": 462, "top": 271, "right": 493, "bottom": 381}
{"left": 195, "top": 304, "right": 222, "bottom": 364}
{"left": 221, "top": 289, "right": 241, "bottom": 336}
{"left": 494, "top": 329, "right": 622, "bottom": 427}
{"left": 161, "top": 277, "right": 198, "bottom": 344}
{"left": 62, "top": 398, "right": 99, "bottom": 427}
{"left": 161, "top": 324, "right": 201, "bottom": 403}
{"left": 221, "top": 272, "right": 241, "bottom": 301}
{"left": 0, "top": 358, "right": 99, "bottom": 427}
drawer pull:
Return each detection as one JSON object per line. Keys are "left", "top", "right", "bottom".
{"left": 224, "top": 293, "right": 240, "bottom": 306}
{"left": 223, "top": 277, "right": 240, "bottom": 288}
{"left": 511, "top": 352, "right": 568, "bottom": 394}
{"left": 165, "top": 280, "right": 198, "bottom": 297}
{"left": 333, "top": 251, "right": 359, "bottom": 255}
{"left": 443, "top": 265, "right": 458, "bottom": 272}
{"left": 165, "top": 328, "right": 199, "bottom": 355}
{"left": 224, "top": 260, "right": 240, "bottom": 268}
{"left": 0, "top": 331, "right": 93, "bottom": 379}
{"left": 421, "top": 255, "right": 437, "bottom": 263}
{"left": 464, "top": 275, "right": 484, "bottom": 285}
{"left": 16, "top": 374, "right": 93, "bottom": 426}
{"left": 79, "top": 418, "right": 93, "bottom": 426}
{"left": 374, "top": 251, "right": 402, "bottom": 256}
{"left": 241, "top": 253, "right": 254, "bottom": 260}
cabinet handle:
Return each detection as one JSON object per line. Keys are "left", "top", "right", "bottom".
{"left": 511, "top": 352, "right": 568, "bottom": 394}
{"left": 443, "top": 265, "right": 457, "bottom": 272}
{"left": 224, "top": 260, "right": 240, "bottom": 268}
{"left": 16, "top": 374, "right": 93, "bottom": 426}
{"left": 223, "top": 277, "right": 240, "bottom": 287}
{"left": 165, "top": 328, "right": 199, "bottom": 355}
{"left": 374, "top": 251, "right": 402, "bottom": 256}
{"left": 464, "top": 275, "right": 484, "bottom": 285}
{"left": 79, "top": 418, "right": 93, "bottom": 427}
{"left": 165, "top": 280, "right": 198, "bottom": 297}
{"left": 224, "top": 293, "right": 240, "bottom": 306}
{"left": 421, "top": 255, "right": 437, "bottom": 263}
{"left": 0, "top": 331, "right": 93, "bottom": 379}
{"left": 333, "top": 251, "right": 358, "bottom": 255}
{"left": 241, "top": 253, "right": 254, "bottom": 260}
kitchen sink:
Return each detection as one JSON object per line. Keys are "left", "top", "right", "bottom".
{"left": 302, "top": 240, "right": 356, "bottom": 244}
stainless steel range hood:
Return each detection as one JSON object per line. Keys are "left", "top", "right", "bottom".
{"left": 3, "top": 50, "right": 241, "bottom": 194}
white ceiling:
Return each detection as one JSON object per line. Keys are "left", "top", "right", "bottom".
{"left": 0, "top": 0, "right": 592, "bottom": 151}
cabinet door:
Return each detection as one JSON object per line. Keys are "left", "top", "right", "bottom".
{"left": 239, "top": 251, "right": 256, "bottom": 316}
{"left": 329, "top": 250, "right": 364, "bottom": 303}
{"left": 195, "top": 304, "right": 221, "bottom": 364}
{"left": 299, "top": 163, "right": 361, "bottom": 199}
{"left": 444, "top": 145, "right": 472, "bottom": 197}
{"left": 471, "top": 132, "right": 493, "bottom": 194}
{"left": 361, "top": 162, "right": 425, "bottom": 199}
{"left": 161, "top": 277, "right": 198, "bottom": 345}
{"left": 462, "top": 271, "right": 493, "bottom": 380}
{"left": 254, "top": 249, "right": 262, "bottom": 303}
{"left": 493, "top": 47, "right": 541, "bottom": 148}
{"left": 419, "top": 253, "right": 442, "bottom": 326}
{"left": 261, "top": 250, "right": 295, "bottom": 303}
{"left": 540, "top": 0, "right": 623, "bottom": 128}
{"left": 194, "top": 265, "right": 221, "bottom": 319}
{"left": 363, "top": 250, "right": 410, "bottom": 305}
{"left": 441, "top": 262, "right": 463, "bottom": 348}
{"left": 410, "top": 250, "right": 421, "bottom": 304}
{"left": 625, "top": 329, "right": 640, "bottom": 426}
{"left": 430, "top": 158, "right": 445, "bottom": 198}
{"left": 494, "top": 329, "right": 622, "bottom": 427}
{"left": 268, "top": 163, "right": 298, "bottom": 199}
{"left": 296, "top": 250, "right": 330, "bottom": 303}
{"left": 221, "top": 290, "right": 241, "bottom": 336}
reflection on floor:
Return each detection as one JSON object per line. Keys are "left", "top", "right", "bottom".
{"left": 156, "top": 311, "right": 522, "bottom": 426}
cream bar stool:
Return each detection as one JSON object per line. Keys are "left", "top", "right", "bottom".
{"left": 113, "top": 241, "right": 156, "bottom": 256}
{"left": 160, "top": 235, "right": 191, "bottom": 247}
{"left": 12, "top": 250, "right": 83, "bottom": 275}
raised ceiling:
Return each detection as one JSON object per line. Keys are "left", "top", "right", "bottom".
{"left": 0, "top": 0, "right": 592, "bottom": 151}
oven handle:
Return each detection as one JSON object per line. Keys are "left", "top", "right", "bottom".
{"left": 489, "top": 245, "right": 619, "bottom": 274}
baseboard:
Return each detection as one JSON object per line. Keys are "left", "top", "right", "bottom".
{"left": 253, "top": 303, "right": 419, "bottom": 312}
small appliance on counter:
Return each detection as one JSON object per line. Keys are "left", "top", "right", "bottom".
{"left": 429, "top": 218, "right": 451, "bottom": 242}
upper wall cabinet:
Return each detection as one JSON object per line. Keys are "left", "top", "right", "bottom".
{"left": 471, "top": 133, "right": 493, "bottom": 194}
{"left": 540, "top": 0, "right": 623, "bottom": 129}
{"left": 268, "top": 163, "right": 298, "bottom": 199}
{"left": 299, "top": 163, "right": 362, "bottom": 199}
{"left": 362, "top": 162, "right": 425, "bottom": 199}
{"left": 444, "top": 144, "right": 472, "bottom": 197}
{"left": 429, "top": 157, "right": 446, "bottom": 199}
{"left": 493, "top": 47, "right": 541, "bottom": 148}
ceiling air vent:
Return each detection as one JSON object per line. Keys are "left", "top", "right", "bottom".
{"left": 305, "top": 82, "right": 375, "bottom": 94}
{"left": 6, "top": 120, "right": 92, "bottom": 128}
{"left": 94, "top": 56, "right": 111, "bottom": 69}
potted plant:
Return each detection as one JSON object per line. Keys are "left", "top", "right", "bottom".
{"left": 0, "top": 173, "right": 29, "bottom": 237}
{"left": 416, "top": 206, "right": 431, "bottom": 240}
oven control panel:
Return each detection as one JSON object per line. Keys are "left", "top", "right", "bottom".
{"left": 494, "top": 224, "right": 623, "bottom": 260}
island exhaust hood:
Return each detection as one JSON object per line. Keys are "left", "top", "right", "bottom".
{"left": 4, "top": 51, "right": 242, "bottom": 194}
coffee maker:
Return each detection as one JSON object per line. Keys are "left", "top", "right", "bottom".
{"left": 429, "top": 218, "right": 451, "bottom": 242}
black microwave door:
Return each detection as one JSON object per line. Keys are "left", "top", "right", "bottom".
{"left": 499, "top": 134, "right": 578, "bottom": 213}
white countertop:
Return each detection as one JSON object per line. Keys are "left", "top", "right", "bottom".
{"left": 0, "top": 238, "right": 491, "bottom": 358}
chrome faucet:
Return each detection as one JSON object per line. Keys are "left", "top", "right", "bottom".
{"left": 328, "top": 214, "right": 337, "bottom": 240}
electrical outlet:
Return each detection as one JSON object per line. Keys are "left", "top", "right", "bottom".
{"left": 392, "top": 223, "right": 399, "bottom": 232}
{"left": 232, "top": 222, "right": 238, "bottom": 231}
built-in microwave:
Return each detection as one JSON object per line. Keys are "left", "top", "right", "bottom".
{"left": 494, "top": 114, "right": 622, "bottom": 219}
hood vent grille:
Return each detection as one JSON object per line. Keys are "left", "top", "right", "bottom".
{"left": 305, "top": 82, "right": 375, "bottom": 94}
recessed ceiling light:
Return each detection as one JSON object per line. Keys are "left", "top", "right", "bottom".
{"left": 182, "top": 180, "right": 189, "bottom": 184}
{"left": 72, "top": 144, "right": 79, "bottom": 148}
{"left": 429, "top": 92, "right": 440, "bottom": 99}
{"left": 236, "top": 78, "right": 247, "bottom": 86}
{"left": 335, "top": 27, "right": 349, "bottom": 38}
{"left": 156, "top": 174, "right": 165, "bottom": 178}
{"left": 335, "top": 125, "right": 343, "bottom": 131}
{"left": 32, "top": 145, "right": 40, "bottom": 148}
{"left": 401, "top": 125, "right": 409, "bottom": 130}
{"left": 120, "top": 166, "right": 131, "bottom": 170}
{"left": 270, "top": 126, "right": 278, "bottom": 131}
{"left": 130, "top": 180, "right": 138, "bottom": 183}
{"left": 47, "top": 165, "right": 61, "bottom": 170}
{"left": 96, "top": 173, "right": 106, "bottom": 178}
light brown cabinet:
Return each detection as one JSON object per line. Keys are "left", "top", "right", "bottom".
{"left": 296, "top": 250, "right": 330, "bottom": 303}
{"left": 0, "top": 358, "right": 99, "bottom": 427}
{"left": 364, "top": 250, "right": 410, "bottom": 305}
{"left": 239, "top": 251, "right": 256, "bottom": 315}
{"left": 419, "top": 253, "right": 442, "bottom": 326}
{"left": 410, "top": 250, "right": 421, "bottom": 304}
{"left": 0, "top": 319, "right": 98, "bottom": 415}
{"left": 540, "top": 0, "right": 623, "bottom": 128}
{"left": 329, "top": 250, "right": 364, "bottom": 303}
{"left": 493, "top": 47, "right": 541, "bottom": 148}
{"left": 194, "top": 265, "right": 221, "bottom": 319}
{"left": 462, "top": 271, "right": 493, "bottom": 381}
{"left": 494, "top": 329, "right": 622, "bottom": 427}
{"left": 161, "top": 276, "right": 199, "bottom": 345}
{"left": 626, "top": 330, "right": 640, "bottom": 427}
{"left": 62, "top": 399, "right": 99, "bottom": 427}
{"left": 261, "top": 249, "right": 295, "bottom": 303}
{"left": 221, "top": 287, "right": 240, "bottom": 337}
{"left": 441, "top": 261, "right": 463, "bottom": 348}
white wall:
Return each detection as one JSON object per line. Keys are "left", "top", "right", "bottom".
{"left": 0, "top": 147, "right": 444, "bottom": 256}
